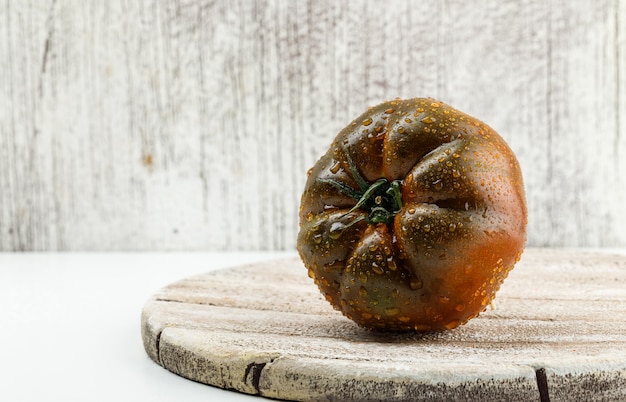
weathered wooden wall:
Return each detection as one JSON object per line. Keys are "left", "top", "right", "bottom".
{"left": 1, "top": 0, "right": 625, "bottom": 251}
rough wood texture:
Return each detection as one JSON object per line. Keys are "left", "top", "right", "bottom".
{"left": 1, "top": 1, "right": 625, "bottom": 250}
{"left": 141, "top": 248, "right": 626, "bottom": 401}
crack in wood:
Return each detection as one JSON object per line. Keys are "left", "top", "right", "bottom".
{"left": 535, "top": 367, "right": 550, "bottom": 402}
{"left": 155, "top": 297, "right": 216, "bottom": 306}
{"left": 244, "top": 361, "right": 267, "bottom": 395}
{"left": 155, "top": 329, "right": 163, "bottom": 365}
{"left": 38, "top": 0, "right": 58, "bottom": 97}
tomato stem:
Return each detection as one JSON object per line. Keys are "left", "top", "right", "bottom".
{"left": 345, "top": 151, "right": 369, "bottom": 192}
{"left": 320, "top": 152, "right": 403, "bottom": 225}
{"left": 346, "top": 178, "right": 388, "bottom": 215}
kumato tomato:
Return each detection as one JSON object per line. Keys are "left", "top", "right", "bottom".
{"left": 297, "top": 98, "right": 527, "bottom": 332}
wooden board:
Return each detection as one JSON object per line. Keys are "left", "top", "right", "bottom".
{"left": 141, "top": 248, "right": 626, "bottom": 401}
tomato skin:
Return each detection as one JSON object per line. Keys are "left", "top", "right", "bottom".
{"left": 298, "top": 98, "right": 527, "bottom": 332}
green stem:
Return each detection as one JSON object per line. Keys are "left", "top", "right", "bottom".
{"left": 319, "top": 178, "right": 362, "bottom": 200}
{"left": 387, "top": 180, "right": 403, "bottom": 211}
{"left": 319, "top": 151, "right": 404, "bottom": 226}
{"left": 345, "top": 178, "right": 388, "bottom": 216}
{"left": 345, "top": 152, "right": 369, "bottom": 192}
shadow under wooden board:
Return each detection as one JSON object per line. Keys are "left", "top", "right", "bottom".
{"left": 141, "top": 248, "right": 626, "bottom": 401}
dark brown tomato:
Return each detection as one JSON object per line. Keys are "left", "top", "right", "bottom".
{"left": 297, "top": 98, "right": 527, "bottom": 332}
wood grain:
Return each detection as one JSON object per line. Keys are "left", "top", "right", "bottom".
{"left": 1, "top": 1, "right": 625, "bottom": 250}
{"left": 141, "top": 248, "right": 626, "bottom": 401}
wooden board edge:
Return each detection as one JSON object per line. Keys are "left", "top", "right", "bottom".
{"left": 154, "top": 326, "right": 541, "bottom": 401}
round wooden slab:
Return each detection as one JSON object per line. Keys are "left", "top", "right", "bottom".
{"left": 141, "top": 248, "right": 626, "bottom": 401}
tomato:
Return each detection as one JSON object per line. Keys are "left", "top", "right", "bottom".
{"left": 297, "top": 98, "right": 527, "bottom": 332}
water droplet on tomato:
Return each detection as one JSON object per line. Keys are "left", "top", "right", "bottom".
{"left": 359, "top": 286, "right": 368, "bottom": 297}
{"left": 329, "top": 160, "right": 341, "bottom": 174}
{"left": 385, "top": 307, "right": 400, "bottom": 316}
{"left": 444, "top": 320, "right": 460, "bottom": 330}
{"left": 421, "top": 116, "right": 436, "bottom": 124}
{"left": 433, "top": 180, "right": 443, "bottom": 190}
{"left": 329, "top": 222, "right": 346, "bottom": 239}
{"left": 325, "top": 260, "right": 344, "bottom": 271}
{"left": 423, "top": 224, "right": 431, "bottom": 232}
{"left": 439, "top": 296, "right": 450, "bottom": 304}
{"left": 362, "top": 118, "right": 373, "bottom": 126}
{"left": 455, "top": 303, "right": 466, "bottom": 312}
{"left": 372, "top": 263, "right": 384, "bottom": 275}
{"left": 358, "top": 312, "right": 371, "bottom": 320}
{"left": 313, "top": 233, "right": 323, "bottom": 244}
{"left": 311, "top": 221, "right": 323, "bottom": 231}
{"left": 410, "top": 276, "right": 423, "bottom": 290}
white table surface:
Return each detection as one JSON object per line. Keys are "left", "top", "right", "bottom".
{"left": 3, "top": 249, "right": 626, "bottom": 401}
{"left": 0, "top": 252, "right": 295, "bottom": 402}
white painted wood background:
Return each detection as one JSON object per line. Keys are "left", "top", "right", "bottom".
{"left": 1, "top": 0, "right": 625, "bottom": 251}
